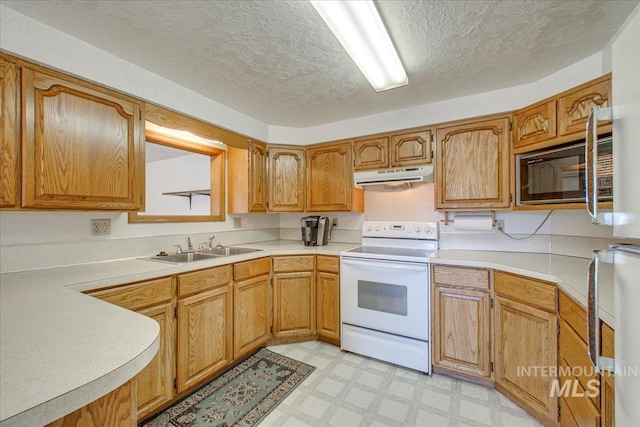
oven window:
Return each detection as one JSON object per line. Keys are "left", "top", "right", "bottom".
{"left": 357, "top": 280, "right": 407, "bottom": 316}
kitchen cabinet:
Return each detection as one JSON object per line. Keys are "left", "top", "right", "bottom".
{"left": 86, "top": 277, "right": 175, "bottom": 420}
{"left": 353, "top": 136, "right": 389, "bottom": 170}
{"left": 233, "top": 257, "right": 271, "bottom": 359}
{"left": 435, "top": 115, "right": 511, "bottom": 210}
{"left": 432, "top": 266, "right": 492, "bottom": 384}
{"left": 21, "top": 64, "right": 144, "bottom": 210}
{"left": 268, "top": 145, "right": 305, "bottom": 212}
{"left": 353, "top": 127, "right": 432, "bottom": 171}
{"left": 0, "top": 56, "right": 20, "bottom": 209}
{"left": 228, "top": 140, "right": 268, "bottom": 213}
{"left": 306, "top": 140, "right": 363, "bottom": 212}
{"left": 316, "top": 255, "right": 340, "bottom": 346}
{"left": 557, "top": 74, "right": 611, "bottom": 138}
{"left": 46, "top": 380, "right": 136, "bottom": 427}
{"left": 390, "top": 128, "right": 432, "bottom": 166}
{"left": 176, "top": 265, "right": 233, "bottom": 393}
{"left": 271, "top": 255, "right": 316, "bottom": 342}
{"left": 494, "top": 271, "right": 557, "bottom": 426}
{"left": 558, "top": 290, "right": 615, "bottom": 427}
{"left": 513, "top": 100, "right": 557, "bottom": 150}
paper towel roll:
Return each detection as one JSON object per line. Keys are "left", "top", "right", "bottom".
{"left": 454, "top": 215, "right": 494, "bottom": 232}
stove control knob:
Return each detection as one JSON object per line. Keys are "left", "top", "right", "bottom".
{"left": 366, "top": 225, "right": 373, "bottom": 232}
{"left": 414, "top": 226, "right": 422, "bottom": 233}
{"left": 375, "top": 225, "right": 381, "bottom": 231}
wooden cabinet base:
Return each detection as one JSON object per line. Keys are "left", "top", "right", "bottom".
{"left": 46, "top": 380, "right": 136, "bottom": 427}
{"left": 432, "top": 365, "right": 493, "bottom": 388}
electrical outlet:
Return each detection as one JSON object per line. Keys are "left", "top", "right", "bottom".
{"left": 91, "top": 219, "right": 111, "bottom": 236}
{"left": 332, "top": 217, "right": 338, "bottom": 227}
{"left": 233, "top": 217, "right": 242, "bottom": 229}
{"left": 496, "top": 220, "right": 505, "bottom": 232}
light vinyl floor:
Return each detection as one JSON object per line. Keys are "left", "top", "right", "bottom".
{"left": 262, "top": 341, "right": 545, "bottom": 427}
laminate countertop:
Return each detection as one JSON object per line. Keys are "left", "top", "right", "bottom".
{"left": 0, "top": 241, "right": 355, "bottom": 426}
{"left": 0, "top": 241, "right": 613, "bottom": 426}
{"left": 430, "top": 249, "right": 614, "bottom": 327}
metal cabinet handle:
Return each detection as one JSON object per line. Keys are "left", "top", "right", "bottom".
{"left": 587, "top": 250, "right": 615, "bottom": 373}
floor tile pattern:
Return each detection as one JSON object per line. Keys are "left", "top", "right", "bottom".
{"left": 261, "top": 341, "right": 545, "bottom": 427}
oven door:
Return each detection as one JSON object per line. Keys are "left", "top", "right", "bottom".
{"left": 340, "top": 256, "right": 429, "bottom": 340}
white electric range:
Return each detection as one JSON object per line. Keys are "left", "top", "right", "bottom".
{"left": 340, "top": 221, "right": 438, "bottom": 374}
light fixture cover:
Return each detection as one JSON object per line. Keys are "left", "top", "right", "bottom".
{"left": 311, "top": 0, "right": 408, "bottom": 92}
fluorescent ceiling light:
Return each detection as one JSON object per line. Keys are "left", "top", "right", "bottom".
{"left": 310, "top": 0, "right": 408, "bottom": 92}
{"left": 145, "top": 121, "right": 226, "bottom": 148}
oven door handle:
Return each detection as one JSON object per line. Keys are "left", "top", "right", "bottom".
{"left": 341, "top": 258, "right": 428, "bottom": 271}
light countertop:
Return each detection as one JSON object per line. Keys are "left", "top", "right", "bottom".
{"left": 430, "top": 249, "right": 614, "bottom": 327}
{"left": 0, "top": 240, "right": 355, "bottom": 426}
{"left": 0, "top": 241, "right": 613, "bottom": 426}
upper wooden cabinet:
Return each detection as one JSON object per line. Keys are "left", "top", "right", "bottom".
{"left": 390, "top": 128, "right": 432, "bottom": 166}
{"left": 513, "top": 74, "right": 612, "bottom": 153}
{"left": 268, "top": 145, "right": 305, "bottom": 212}
{"left": 307, "top": 140, "right": 362, "bottom": 212}
{"left": 513, "top": 100, "right": 557, "bottom": 149}
{"left": 228, "top": 140, "right": 268, "bottom": 213}
{"left": 21, "top": 66, "right": 144, "bottom": 210}
{"left": 558, "top": 75, "right": 611, "bottom": 137}
{"left": 435, "top": 115, "right": 511, "bottom": 210}
{"left": 353, "top": 136, "right": 389, "bottom": 170}
{"left": 353, "top": 127, "right": 432, "bottom": 171}
{"left": 0, "top": 57, "right": 20, "bottom": 209}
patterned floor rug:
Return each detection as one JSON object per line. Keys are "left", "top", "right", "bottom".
{"left": 142, "top": 348, "right": 315, "bottom": 427}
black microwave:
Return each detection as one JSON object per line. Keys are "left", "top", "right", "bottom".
{"left": 516, "top": 136, "right": 613, "bottom": 206}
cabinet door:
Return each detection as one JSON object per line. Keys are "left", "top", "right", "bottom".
{"left": 494, "top": 295, "right": 558, "bottom": 425}
{"left": 435, "top": 116, "right": 511, "bottom": 210}
{"left": 21, "top": 67, "right": 143, "bottom": 210}
{"left": 316, "top": 270, "right": 340, "bottom": 344}
{"left": 433, "top": 285, "right": 491, "bottom": 379}
{"left": 353, "top": 136, "right": 389, "bottom": 170}
{"left": 513, "top": 100, "right": 557, "bottom": 149}
{"left": 248, "top": 141, "right": 268, "bottom": 212}
{"left": 87, "top": 277, "right": 175, "bottom": 420}
{"left": 390, "top": 128, "right": 432, "bottom": 166}
{"left": 601, "top": 372, "right": 615, "bottom": 427}
{"left": 0, "top": 57, "right": 20, "bottom": 208}
{"left": 177, "top": 284, "right": 233, "bottom": 393}
{"left": 273, "top": 271, "right": 315, "bottom": 339}
{"left": 306, "top": 141, "right": 353, "bottom": 212}
{"left": 557, "top": 76, "right": 611, "bottom": 137}
{"left": 268, "top": 146, "right": 304, "bottom": 212}
{"left": 228, "top": 141, "right": 267, "bottom": 214}
{"left": 234, "top": 273, "right": 270, "bottom": 359}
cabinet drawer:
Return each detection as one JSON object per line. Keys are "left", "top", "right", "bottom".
{"left": 317, "top": 255, "right": 339, "bottom": 273}
{"left": 87, "top": 277, "right": 173, "bottom": 311}
{"left": 233, "top": 257, "right": 270, "bottom": 281}
{"left": 272, "top": 255, "right": 314, "bottom": 272}
{"left": 432, "top": 265, "right": 489, "bottom": 289}
{"left": 559, "top": 291, "right": 587, "bottom": 343}
{"left": 178, "top": 265, "right": 232, "bottom": 298}
{"left": 494, "top": 271, "right": 556, "bottom": 313}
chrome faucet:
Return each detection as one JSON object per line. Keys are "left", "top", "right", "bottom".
{"left": 186, "top": 237, "right": 193, "bottom": 251}
{"left": 208, "top": 236, "right": 215, "bottom": 250}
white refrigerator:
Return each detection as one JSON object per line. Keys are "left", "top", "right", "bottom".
{"left": 589, "top": 5, "right": 640, "bottom": 426}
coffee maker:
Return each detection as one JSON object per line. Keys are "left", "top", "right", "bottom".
{"left": 301, "top": 216, "right": 330, "bottom": 246}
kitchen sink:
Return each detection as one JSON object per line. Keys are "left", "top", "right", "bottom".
{"left": 201, "top": 247, "right": 262, "bottom": 256}
{"left": 143, "top": 247, "right": 262, "bottom": 264}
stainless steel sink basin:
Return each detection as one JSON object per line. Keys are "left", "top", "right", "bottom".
{"left": 148, "top": 252, "right": 221, "bottom": 263}
{"left": 201, "top": 247, "right": 262, "bottom": 256}
{"left": 143, "top": 247, "right": 262, "bottom": 264}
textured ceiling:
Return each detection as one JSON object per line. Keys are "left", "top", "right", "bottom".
{"left": 3, "top": 0, "right": 638, "bottom": 127}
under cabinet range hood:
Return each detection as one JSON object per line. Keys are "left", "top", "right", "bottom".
{"left": 353, "top": 165, "right": 434, "bottom": 187}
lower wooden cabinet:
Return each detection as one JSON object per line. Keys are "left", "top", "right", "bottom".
{"left": 46, "top": 380, "right": 136, "bottom": 427}
{"left": 272, "top": 256, "right": 316, "bottom": 341}
{"left": 86, "top": 277, "right": 175, "bottom": 420}
{"left": 176, "top": 265, "right": 233, "bottom": 393}
{"left": 316, "top": 255, "right": 340, "bottom": 345}
{"left": 432, "top": 266, "right": 492, "bottom": 383}
{"left": 494, "top": 271, "right": 558, "bottom": 426}
{"left": 233, "top": 257, "right": 271, "bottom": 359}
